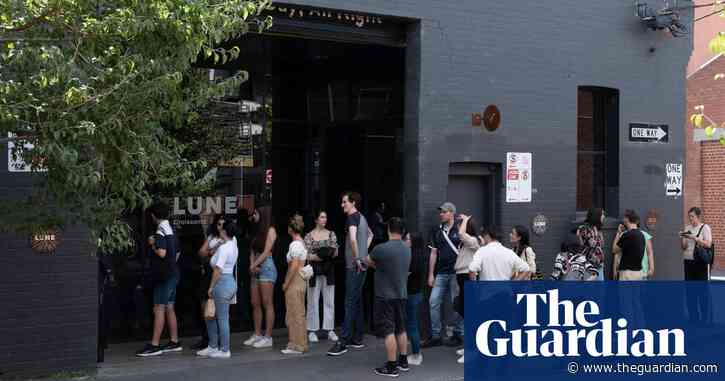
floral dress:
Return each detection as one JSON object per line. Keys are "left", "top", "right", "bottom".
{"left": 303, "top": 231, "right": 338, "bottom": 288}
{"left": 578, "top": 224, "right": 604, "bottom": 270}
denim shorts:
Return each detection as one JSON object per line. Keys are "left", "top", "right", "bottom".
{"left": 253, "top": 256, "right": 277, "bottom": 284}
{"left": 153, "top": 274, "right": 179, "bottom": 306}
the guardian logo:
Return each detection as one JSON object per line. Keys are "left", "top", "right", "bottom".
{"left": 476, "top": 290, "right": 686, "bottom": 358}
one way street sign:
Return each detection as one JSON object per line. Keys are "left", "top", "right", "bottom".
{"left": 629, "top": 123, "right": 669, "bottom": 143}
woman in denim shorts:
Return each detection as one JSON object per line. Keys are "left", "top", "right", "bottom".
{"left": 243, "top": 207, "right": 278, "bottom": 349}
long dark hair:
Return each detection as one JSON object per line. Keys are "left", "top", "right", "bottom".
{"left": 466, "top": 217, "right": 482, "bottom": 245}
{"left": 206, "top": 214, "right": 224, "bottom": 238}
{"left": 585, "top": 208, "right": 604, "bottom": 230}
{"left": 251, "top": 206, "right": 273, "bottom": 254}
{"left": 513, "top": 225, "right": 531, "bottom": 256}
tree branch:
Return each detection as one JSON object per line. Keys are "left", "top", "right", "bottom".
{"left": 3, "top": 8, "right": 62, "bottom": 33}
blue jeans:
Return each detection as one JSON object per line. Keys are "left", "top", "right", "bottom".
{"left": 406, "top": 293, "right": 423, "bottom": 354}
{"left": 429, "top": 273, "right": 463, "bottom": 338}
{"left": 341, "top": 269, "right": 366, "bottom": 343}
{"left": 206, "top": 274, "right": 237, "bottom": 352}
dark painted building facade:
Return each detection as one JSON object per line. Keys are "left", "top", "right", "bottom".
{"left": 0, "top": 0, "right": 692, "bottom": 376}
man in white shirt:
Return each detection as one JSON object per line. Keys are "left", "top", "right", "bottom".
{"left": 469, "top": 226, "right": 531, "bottom": 281}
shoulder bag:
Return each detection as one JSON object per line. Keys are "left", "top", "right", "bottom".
{"left": 693, "top": 225, "right": 715, "bottom": 265}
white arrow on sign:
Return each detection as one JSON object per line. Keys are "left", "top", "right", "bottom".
{"left": 632, "top": 126, "right": 667, "bottom": 141}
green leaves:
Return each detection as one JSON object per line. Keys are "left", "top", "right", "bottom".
{"left": 0, "top": 0, "right": 274, "bottom": 253}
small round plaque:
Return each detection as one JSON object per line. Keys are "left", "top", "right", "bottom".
{"left": 30, "top": 229, "right": 60, "bottom": 254}
{"left": 532, "top": 214, "right": 549, "bottom": 236}
{"left": 483, "top": 105, "right": 501, "bottom": 132}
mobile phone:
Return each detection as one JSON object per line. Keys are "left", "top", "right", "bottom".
{"left": 679, "top": 231, "right": 690, "bottom": 237}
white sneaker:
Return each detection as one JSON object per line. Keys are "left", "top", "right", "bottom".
{"left": 243, "top": 334, "right": 262, "bottom": 346}
{"left": 456, "top": 348, "right": 464, "bottom": 356}
{"left": 407, "top": 353, "right": 423, "bottom": 366}
{"left": 281, "top": 348, "right": 303, "bottom": 355}
{"left": 196, "top": 346, "right": 216, "bottom": 357}
{"left": 457, "top": 355, "right": 464, "bottom": 364}
{"left": 210, "top": 350, "right": 231, "bottom": 359}
{"left": 308, "top": 332, "right": 319, "bottom": 343}
{"left": 327, "top": 331, "right": 339, "bottom": 342}
{"left": 252, "top": 336, "right": 273, "bottom": 348}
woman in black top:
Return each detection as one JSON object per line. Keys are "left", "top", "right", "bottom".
{"left": 404, "top": 232, "right": 426, "bottom": 366}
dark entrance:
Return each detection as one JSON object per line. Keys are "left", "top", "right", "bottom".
{"left": 101, "top": 34, "right": 406, "bottom": 343}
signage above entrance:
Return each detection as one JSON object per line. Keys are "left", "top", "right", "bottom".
{"left": 268, "top": 4, "right": 383, "bottom": 28}
{"left": 628, "top": 123, "right": 669, "bottom": 143}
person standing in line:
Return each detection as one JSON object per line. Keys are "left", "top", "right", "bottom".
{"left": 244, "top": 207, "right": 277, "bottom": 349}
{"left": 328, "top": 191, "right": 374, "bottom": 356}
{"left": 511, "top": 225, "right": 536, "bottom": 279}
{"left": 403, "top": 232, "right": 426, "bottom": 366}
{"left": 196, "top": 220, "right": 239, "bottom": 359}
{"left": 191, "top": 215, "right": 225, "bottom": 351}
{"left": 468, "top": 226, "right": 531, "bottom": 282}
{"left": 364, "top": 217, "right": 411, "bottom": 378}
{"left": 136, "top": 202, "right": 182, "bottom": 357}
{"left": 551, "top": 232, "right": 599, "bottom": 281}
{"left": 638, "top": 222, "right": 655, "bottom": 280}
{"left": 422, "top": 202, "right": 464, "bottom": 348}
{"left": 612, "top": 210, "right": 646, "bottom": 281}
{"left": 577, "top": 208, "right": 606, "bottom": 280}
{"left": 452, "top": 214, "right": 481, "bottom": 363}
{"left": 681, "top": 207, "right": 713, "bottom": 280}
{"left": 281, "top": 215, "right": 309, "bottom": 355}
{"left": 680, "top": 207, "right": 713, "bottom": 324}
{"left": 304, "top": 210, "right": 339, "bottom": 343}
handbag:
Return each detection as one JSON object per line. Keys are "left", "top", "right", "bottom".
{"left": 203, "top": 298, "right": 216, "bottom": 320}
{"left": 299, "top": 263, "right": 314, "bottom": 281}
{"left": 693, "top": 225, "right": 714, "bottom": 265}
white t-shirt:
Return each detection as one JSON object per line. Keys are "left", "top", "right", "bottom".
{"left": 682, "top": 224, "right": 713, "bottom": 260}
{"left": 468, "top": 241, "right": 530, "bottom": 281}
{"left": 287, "top": 240, "right": 308, "bottom": 262}
{"left": 211, "top": 238, "right": 238, "bottom": 274}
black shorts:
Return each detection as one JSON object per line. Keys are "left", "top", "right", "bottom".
{"left": 374, "top": 298, "right": 407, "bottom": 338}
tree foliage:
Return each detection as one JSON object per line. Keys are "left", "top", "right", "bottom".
{"left": 0, "top": 0, "right": 272, "bottom": 251}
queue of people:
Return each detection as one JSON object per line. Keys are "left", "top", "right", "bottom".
{"left": 134, "top": 196, "right": 714, "bottom": 377}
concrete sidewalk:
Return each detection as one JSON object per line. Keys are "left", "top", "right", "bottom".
{"left": 97, "top": 332, "right": 464, "bottom": 381}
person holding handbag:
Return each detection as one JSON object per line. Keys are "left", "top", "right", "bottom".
{"left": 680, "top": 207, "right": 713, "bottom": 324}
{"left": 196, "top": 220, "right": 239, "bottom": 359}
{"left": 191, "top": 215, "right": 226, "bottom": 351}
{"left": 282, "top": 214, "right": 310, "bottom": 355}
{"left": 304, "top": 210, "right": 339, "bottom": 343}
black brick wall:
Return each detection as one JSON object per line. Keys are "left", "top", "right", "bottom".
{"left": 1, "top": 137, "right": 98, "bottom": 377}
{"left": 290, "top": 0, "right": 692, "bottom": 280}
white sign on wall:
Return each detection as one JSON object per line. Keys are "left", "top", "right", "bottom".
{"left": 506, "top": 152, "right": 532, "bottom": 203}
{"left": 7, "top": 133, "right": 34, "bottom": 172}
{"left": 665, "top": 163, "right": 683, "bottom": 197}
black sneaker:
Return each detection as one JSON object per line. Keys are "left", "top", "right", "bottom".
{"left": 327, "top": 342, "right": 348, "bottom": 356}
{"left": 161, "top": 340, "right": 182, "bottom": 353}
{"left": 135, "top": 343, "right": 163, "bottom": 357}
{"left": 421, "top": 337, "right": 442, "bottom": 348}
{"left": 349, "top": 339, "right": 365, "bottom": 349}
{"left": 444, "top": 335, "right": 463, "bottom": 348}
{"left": 190, "top": 340, "right": 208, "bottom": 351}
{"left": 374, "top": 363, "right": 400, "bottom": 378}
{"left": 397, "top": 355, "right": 410, "bottom": 372}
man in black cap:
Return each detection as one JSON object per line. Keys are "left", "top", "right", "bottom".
{"left": 423, "top": 202, "right": 464, "bottom": 348}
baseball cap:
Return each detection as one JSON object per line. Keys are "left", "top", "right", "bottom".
{"left": 438, "top": 202, "right": 457, "bottom": 214}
